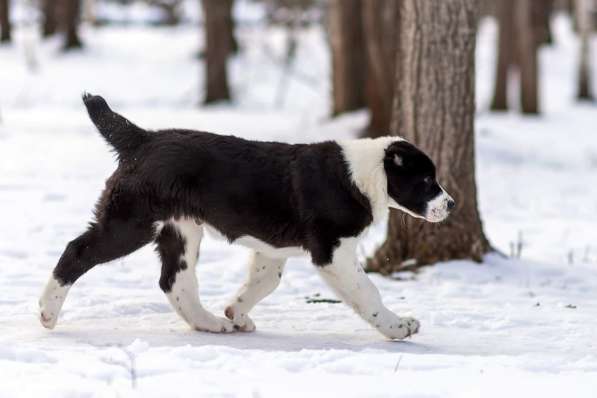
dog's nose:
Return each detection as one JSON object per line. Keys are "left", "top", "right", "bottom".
{"left": 447, "top": 199, "right": 456, "bottom": 211}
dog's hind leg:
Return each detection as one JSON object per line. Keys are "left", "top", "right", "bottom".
{"left": 39, "top": 217, "right": 155, "bottom": 329}
{"left": 156, "top": 218, "right": 234, "bottom": 333}
{"left": 224, "top": 252, "right": 286, "bottom": 332}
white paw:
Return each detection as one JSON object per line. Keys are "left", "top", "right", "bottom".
{"left": 381, "top": 317, "right": 420, "bottom": 340}
{"left": 193, "top": 315, "right": 236, "bottom": 333}
{"left": 224, "top": 305, "right": 256, "bottom": 332}
{"left": 39, "top": 305, "right": 58, "bottom": 329}
{"left": 38, "top": 277, "right": 69, "bottom": 330}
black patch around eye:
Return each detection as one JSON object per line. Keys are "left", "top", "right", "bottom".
{"left": 383, "top": 141, "right": 440, "bottom": 216}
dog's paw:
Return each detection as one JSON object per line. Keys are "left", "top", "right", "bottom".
{"left": 38, "top": 277, "right": 69, "bottom": 330}
{"left": 381, "top": 317, "right": 420, "bottom": 340}
{"left": 224, "top": 305, "right": 256, "bottom": 332}
{"left": 193, "top": 316, "right": 236, "bottom": 333}
{"left": 39, "top": 305, "right": 58, "bottom": 329}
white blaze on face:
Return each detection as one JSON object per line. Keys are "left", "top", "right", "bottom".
{"left": 424, "top": 185, "right": 454, "bottom": 223}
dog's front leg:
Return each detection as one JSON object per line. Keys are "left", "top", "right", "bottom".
{"left": 317, "top": 238, "right": 419, "bottom": 340}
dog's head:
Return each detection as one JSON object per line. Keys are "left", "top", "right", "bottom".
{"left": 383, "top": 141, "right": 455, "bottom": 223}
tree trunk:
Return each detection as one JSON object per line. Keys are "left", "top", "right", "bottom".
{"left": 516, "top": 0, "right": 540, "bottom": 114}
{"left": 0, "top": 0, "right": 10, "bottom": 43}
{"left": 42, "top": 0, "right": 58, "bottom": 37}
{"left": 201, "top": 0, "right": 233, "bottom": 104}
{"left": 361, "top": 0, "right": 400, "bottom": 137}
{"left": 532, "top": 0, "right": 554, "bottom": 45}
{"left": 490, "top": 0, "right": 515, "bottom": 111}
{"left": 575, "top": 0, "right": 594, "bottom": 100}
{"left": 368, "top": 0, "right": 490, "bottom": 274}
{"left": 329, "top": 0, "right": 366, "bottom": 115}
{"left": 62, "top": 0, "right": 83, "bottom": 50}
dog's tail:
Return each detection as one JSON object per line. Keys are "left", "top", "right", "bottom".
{"left": 82, "top": 93, "right": 148, "bottom": 159}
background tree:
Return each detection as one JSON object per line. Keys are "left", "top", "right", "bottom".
{"left": 533, "top": 0, "right": 554, "bottom": 45}
{"left": 575, "top": 0, "right": 594, "bottom": 100}
{"left": 361, "top": 0, "right": 400, "bottom": 137}
{"left": 42, "top": 0, "right": 58, "bottom": 37}
{"left": 516, "top": 0, "right": 540, "bottom": 113}
{"left": 490, "top": 0, "right": 541, "bottom": 113}
{"left": 368, "top": 0, "right": 490, "bottom": 274}
{"left": 0, "top": 0, "right": 10, "bottom": 43}
{"left": 328, "top": 0, "right": 366, "bottom": 115}
{"left": 490, "top": 0, "right": 515, "bottom": 111}
{"left": 62, "top": 0, "right": 83, "bottom": 50}
{"left": 201, "top": 0, "right": 234, "bottom": 103}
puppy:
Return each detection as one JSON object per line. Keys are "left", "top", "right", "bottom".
{"left": 39, "top": 94, "right": 454, "bottom": 339}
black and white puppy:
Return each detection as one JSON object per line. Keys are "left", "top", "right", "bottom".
{"left": 39, "top": 94, "right": 455, "bottom": 340}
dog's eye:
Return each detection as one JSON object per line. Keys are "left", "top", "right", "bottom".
{"left": 423, "top": 177, "right": 433, "bottom": 185}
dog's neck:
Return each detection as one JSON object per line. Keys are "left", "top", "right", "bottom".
{"left": 338, "top": 136, "right": 403, "bottom": 224}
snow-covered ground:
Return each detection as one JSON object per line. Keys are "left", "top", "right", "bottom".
{"left": 1, "top": 7, "right": 596, "bottom": 397}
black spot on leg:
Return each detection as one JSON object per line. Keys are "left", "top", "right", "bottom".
{"left": 156, "top": 224, "right": 187, "bottom": 292}
{"left": 372, "top": 312, "right": 378, "bottom": 318}
{"left": 237, "top": 297, "right": 243, "bottom": 303}
{"left": 278, "top": 272, "right": 282, "bottom": 278}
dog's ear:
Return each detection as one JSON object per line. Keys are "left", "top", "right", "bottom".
{"left": 384, "top": 142, "right": 409, "bottom": 169}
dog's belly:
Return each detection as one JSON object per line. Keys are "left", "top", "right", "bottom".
{"left": 204, "top": 224, "right": 307, "bottom": 259}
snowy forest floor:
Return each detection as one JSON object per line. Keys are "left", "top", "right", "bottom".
{"left": 1, "top": 11, "right": 597, "bottom": 398}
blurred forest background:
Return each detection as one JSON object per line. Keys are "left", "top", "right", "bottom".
{"left": 0, "top": 0, "right": 595, "bottom": 273}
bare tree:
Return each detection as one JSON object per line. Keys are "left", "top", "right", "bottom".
{"left": 490, "top": 0, "right": 515, "bottom": 111}
{"left": 62, "top": 0, "right": 83, "bottom": 50}
{"left": 516, "top": 0, "right": 540, "bottom": 113}
{"left": 328, "top": 0, "right": 366, "bottom": 115}
{"left": 201, "top": 0, "right": 234, "bottom": 103}
{"left": 368, "top": 0, "right": 490, "bottom": 273}
{"left": 361, "top": 0, "right": 400, "bottom": 137}
{"left": 532, "top": 0, "right": 554, "bottom": 45}
{"left": 0, "top": 0, "right": 10, "bottom": 43}
{"left": 41, "top": 0, "right": 58, "bottom": 37}
{"left": 575, "top": 0, "right": 594, "bottom": 100}
{"left": 491, "top": 0, "right": 542, "bottom": 113}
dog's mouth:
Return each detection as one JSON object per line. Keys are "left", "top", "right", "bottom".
{"left": 389, "top": 190, "right": 455, "bottom": 223}
{"left": 423, "top": 190, "right": 455, "bottom": 223}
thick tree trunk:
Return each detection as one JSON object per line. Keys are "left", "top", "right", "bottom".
{"left": 0, "top": 0, "right": 10, "bottom": 43}
{"left": 368, "top": 0, "right": 490, "bottom": 274}
{"left": 201, "top": 0, "right": 233, "bottom": 104}
{"left": 490, "top": 0, "right": 515, "bottom": 111}
{"left": 329, "top": 0, "right": 366, "bottom": 115}
{"left": 62, "top": 0, "right": 83, "bottom": 50}
{"left": 575, "top": 0, "right": 594, "bottom": 100}
{"left": 361, "top": 0, "right": 400, "bottom": 137}
{"left": 42, "top": 0, "right": 58, "bottom": 37}
{"left": 516, "top": 0, "right": 540, "bottom": 114}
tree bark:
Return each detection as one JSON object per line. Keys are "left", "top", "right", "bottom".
{"left": 368, "top": 0, "right": 490, "bottom": 274}
{"left": 62, "top": 0, "right": 83, "bottom": 50}
{"left": 361, "top": 0, "right": 400, "bottom": 137}
{"left": 575, "top": 0, "right": 594, "bottom": 100}
{"left": 201, "top": 0, "right": 233, "bottom": 104}
{"left": 516, "top": 0, "right": 540, "bottom": 114}
{"left": 0, "top": 0, "right": 10, "bottom": 43}
{"left": 329, "top": 0, "right": 366, "bottom": 115}
{"left": 490, "top": 0, "right": 515, "bottom": 111}
{"left": 42, "top": 0, "right": 58, "bottom": 37}
{"left": 532, "top": 0, "right": 554, "bottom": 45}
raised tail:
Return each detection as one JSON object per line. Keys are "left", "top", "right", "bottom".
{"left": 82, "top": 93, "right": 148, "bottom": 159}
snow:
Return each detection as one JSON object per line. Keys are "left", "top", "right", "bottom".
{"left": 1, "top": 6, "right": 597, "bottom": 397}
